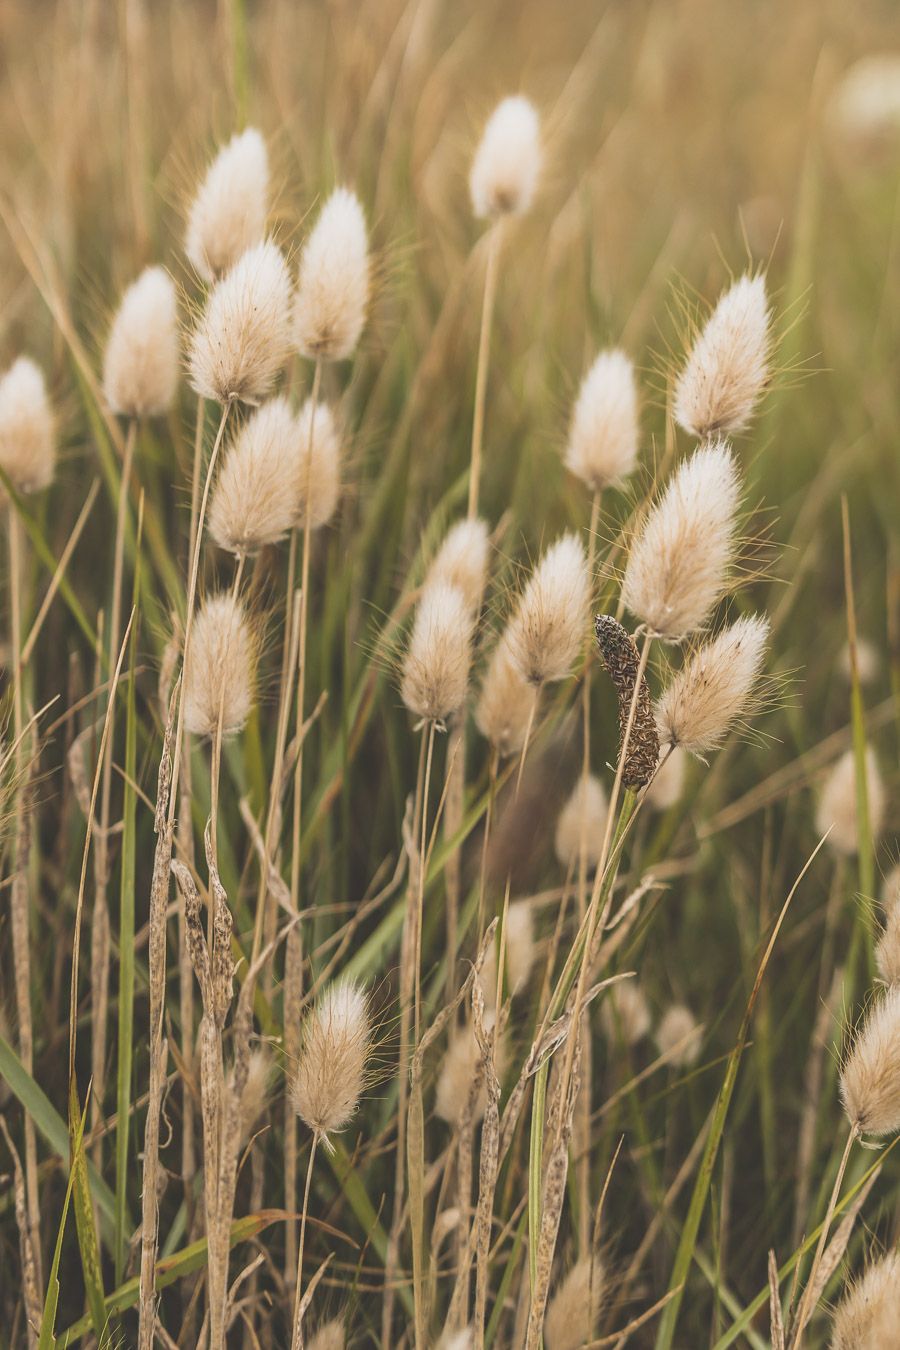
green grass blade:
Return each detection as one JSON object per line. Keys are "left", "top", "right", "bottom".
{"left": 67, "top": 1080, "right": 109, "bottom": 1345}
{"left": 38, "top": 1098, "right": 89, "bottom": 1350}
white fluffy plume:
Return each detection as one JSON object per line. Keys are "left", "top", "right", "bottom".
{"left": 208, "top": 397, "right": 300, "bottom": 555}
{"left": 185, "top": 128, "right": 269, "bottom": 282}
{"left": 0, "top": 357, "right": 55, "bottom": 497}
{"left": 401, "top": 582, "right": 475, "bottom": 724}
{"left": 293, "top": 187, "right": 370, "bottom": 361}
{"left": 565, "top": 348, "right": 640, "bottom": 491}
{"left": 505, "top": 532, "right": 590, "bottom": 686}
{"left": 655, "top": 615, "right": 770, "bottom": 756}
{"left": 470, "top": 95, "right": 541, "bottom": 219}
{"left": 103, "top": 267, "right": 179, "bottom": 418}
{"left": 674, "top": 274, "right": 771, "bottom": 438}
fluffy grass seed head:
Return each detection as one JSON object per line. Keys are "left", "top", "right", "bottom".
{"left": 839, "top": 636, "right": 880, "bottom": 687}
{"left": 475, "top": 634, "right": 538, "bottom": 758}
{"left": 307, "top": 1319, "right": 345, "bottom": 1350}
{"left": 654, "top": 615, "right": 770, "bottom": 757}
{"left": 565, "top": 348, "right": 640, "bottom": 491}
{"left": 876, "top": 882, "right": 900, "bottom": 987}
{"left": 470, "top": 95, "right": 541, "bottom": 219}
{"left": 505, "top": 532, "right": 590, "bottom": 686}
{"left": 601, "top": 980, "right": 651, "bottom": 1047}
{"left": 188, "top": 240, "right": 292, "bottom": 405}
{"left": 840, "top": 985, "right": 900, "bottom": 1136}
{"left": 401, "top": 582, "right": 475, "bottom": 725}
{"left": 182, "top": 592, "right": 257, "bottom": 739}
{"left": 816, "top": 747, "right": 885, "bottom": 857}
{"left": 544, "top": 1256, "right": 604, "bottom": 1350}
{"left": 293, "top": 187, "right": 370, "bottom": 361}
{"left": 435, "top": 1015, "right": 505, "bottom": 1126}
{"left": 645, "top": 746, "right": 688, "bottom": 811}
{"left": 674, "top": 274, "right": 772, "bottom": 439}
{"left": 103, "top": 267, "right": 179, "bottom": 418}
{"left": 209, "top": 397, "right": 300, "bottom": 555}
{"left": 832, "top": 1249, "right": 900, "bottom": 1350}
{"left": 294, "top": 398, "right": 341, "bottom": 529}
{"left": 0, "top": 357, "right": 55, "bottom": 497}
{"left": 226, "top": 1048, "right": 274, "bottom": 1145}
{"left": 657, "top": 1005, "right": 702, "bottom": 1067}
{"left": 185, "top": 128, "right": 269, "bottom": 283}
{"left": 554, "top": 775, "right": 608, "bottom": 870}
{"left": 479, "top": 900, "right": 535, "bottom": 1007}
{"left": 621, "top": 440, "right": 742, "bottom": 641}
{"left": 291, "top": 980, "right": 371, "bottom": 1144}
{"left": 426, "top": 518, "right": 490, "bottom": 614}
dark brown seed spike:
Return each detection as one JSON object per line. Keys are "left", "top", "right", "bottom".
{"left": 593, "top": 615, "right": 659, "bottom": 789}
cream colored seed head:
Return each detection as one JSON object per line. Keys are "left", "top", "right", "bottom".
{"left": 505, "top": 532, "right": 590, "bottom": 686}
{"left": 479, "top": 900, "right": 535, "bottom": 1008}
{"left": 657, "top": 1005, "right": 702, "bottom": 1067}
{"left": 436, "top": 1331, "right": 474, "bottom": 1350}
{"left": 601, "top": 980, "right": 651, "bottom": 1047}
{"left": 188, "top": 240, "right": 292, "bottom": 405}
{"left": 565, "top": 348, "right": 640, "bottom": 491}
{"left": 294, "top": 398, "right": 341, "bottom": 529}
{"left": 426, "top": 518, "right": 490, "bottom": 614}
{"left": 226, "top": 1048, "right": 273, "bottom": 1145}
{"left": 475, "top": 635, "right": 538, "bottom": 758}
{"left": 470, "top": 95, "right": 541, "bottom": 219}
{"left": 654, "top": 615, "right": 770, "bottom": 757}
{"left": 554, "top": 775, "right": 608, "bottom": 870}
{"left": 840, "top": 985, "right": 900, "bottom": 1135}
{"left": 839, "top": 636, "right": 880, "bottom": 686}
{"left": 208, "top": 397, "right": 300, "bottom": 555}
{"left": 816, "top": 747, "right": 885, "bottom": 857}
{"left": 621, "top": 440, "right": 742, "bottom": 641}
{"left": 291, "top": 981, "right": 370, "bottom": 1142}
{"left": 185, "top": 128, "right": 269, "bottom": 283}
{"left": 293, "top": 187, "right": 370, "bottom": 361}
{"left": 434, "top": 1015, "right": 505, "bottom": 1126}
{"left": 832, "top": 1250, "right": 900, "bottom": 1350}
{"left": 544, "top": 1256, "right": 604, "bottom": 1350}
{"left": 307, "top": 1319, "right": 345, "bottom": 1350}
{"left": 674, "top": 274, "right": 772, "bottom": 439}
{"left": 0, "top": 357, "right": 55, "bottom": 497}
{"left": 876, "top": 885, "right": 900, "bottom": 987}
{"left": 401, "top": 582, "right": 474, "bottom": 724}
{"left": 645, "top": 746, "right": 688, "bottom": 811}
{"left": 103, "top": 267, "right": 179, "bottom": 418}
{"left": 182, "top": 592, "right": 257, "bottom": 739}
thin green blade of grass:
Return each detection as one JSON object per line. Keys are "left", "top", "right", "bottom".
{"left": 67, "top": 1080, "right": 109, "bottom": 1345}
{"left": 38, "top": 1096, "right": 89, "bottom": 1350}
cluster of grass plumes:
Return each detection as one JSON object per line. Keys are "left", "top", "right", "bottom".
{"left": 1, "top": 3, "right": 900, "bottom": 1349}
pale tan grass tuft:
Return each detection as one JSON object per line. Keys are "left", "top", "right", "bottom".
{"left": 656, "top": 1004, "right": 702, "bottom": 1067}
{"left": 601, "top": 980, "right": 651, "bottom": 1046}
{"left": 674, "top": 273, "right": 772, "bottom": 438}
{"left": 554, "top": 775, "right": 608, "bottom": 870}
{"left": 307, "top": 1317, "right": 345, "bottom": 1350}
{"left": 816, "top": 747, "right": 885, "bottom": 857}
{"left": 293, "top": 187, "right": 370, "bottom": 361}
{"left": 621, "top": 440, "right": 742, "bottom": 641}
{"left": 103, "top": 266, "right": 179, "bottom": 418}
{"left": 831, "top": 1249, "right": 900, "bottom": 1350}
{"left": 401, "top": 582, "right": 475, "bottom": 724}
{"left": 474, "top": 634, "right": 538, "bottom": 757}
{"left": 479, "top": 899, "right": 535, "bottom": 1007}
{"left": 294, "top": 398, "right": 342, "bottom": 529}
{"left": 188, "top": 240, "right": 292, "bottom": 404}
{"left": 840, "top": 985, "right": 900, "bottom": 1135}
{"left": 0, "top": 357, "right": 55, "bottom": 497}
{"left": 426, "top": 517, "right": 490, "bottom": 614}
{"left": 543, "top": 1255, "right": 604, "bottom": 1350}
{"left": 505, "top": 533, "right": 589, "bottom": 686}
{"left": 227, "top": 1047, "right": 274, "bottom": 1146}
{"left": 182, "top": 592, "right": 258, "bottom": 738}
{"left": 185, "top": 128, "right": 269, "bottom": 283}
{"left": 434, "top": 1015, "right": 505, "bottom": 1126}
{"left": 645, "top": 745, "right": 688, "bottom": 811}
{"left": 565, "top": 348, "right": 640, "bottom": 491}
{"left": 876, "top": 884, "right": 900, "bottom": 986}
{"left": 470, "top": 95, "right": 541, "bottom": 219}
{"left": 654, "top": 614, "right": 770, "bottom": 756}
{"left": 290, "top": 980, "right": 371, "bottom": 1143}
{"left": 208, "top": 396, "right": 300, "bottom": 555}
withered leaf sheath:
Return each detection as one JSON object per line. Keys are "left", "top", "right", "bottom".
{"left": 593, "top": 615, "right": 659, "bottom": 789}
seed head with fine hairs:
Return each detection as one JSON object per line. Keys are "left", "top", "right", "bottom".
{"left": 209, "top": 397, "right": 300, "bottom": 555}
{"left": 294, "top": 398, "right": 341, "bottom": 529}
{"left": 565, "top": 348, "right": 640, "bottom": 492}
{"left": 293, "top": 187, "right": 370, "bottom": 361}
{"left": 876, "top": 883, "right": 900, "bottom": 986}
{"left": 426, "top": 518, "right": 490, "bottom": 614}
{"left": 554, "top": 775, "right": 608, "bottom": 870}
{"left": 185, "top": 128, "right": 269, "bottom": 283}
{"left": 307, "top": 1319, "right": 345, "bottom": 1350}
{"left": 544, "top": 1256, "right": 604, "bottom": 1350}
{"left": 674, "top": 274, "right": 772, "bottom": 439}
{"left": 470, "top": 95, "right": 541, "bottom": 219}
{"left": 401, "top": 582, "right": 475, "bottom": 725}
{"left": 832, "top": 1250, "right": 900, "bottom": 1350}
{"left": 505, "top": 532, "right": 589, "bottom": 686}
{"left": 434, "top": 1016, "right": 504, "bottom": 1126}
{"left": 290, "top": 981, "right": 371, "bottom": 1144}
{"left": 621, "top": 440, "right": 742, "bottom": 641}
{"left": 645, "top": 746, "right": 687, "bottom": 811}
{"left": 656, "top": 1005, "right": 702, "bottom": 1067}
{"left": 654, "top": 614, "right": 770, "bottom": 757}
{"left": 226, "top": 1047, "right": 274, "bottom": 1145}
{"left": 475, "top": 634, "right": 538, "bottom": 758}
{"left": 479, "top": 899, "right": 535, "bottom": 1007}
{"left": 0, "top": 357, "right": 55, "bottom": 497}
{"left": 601, "top": 981, "right": 651, "bottom": 1047}
{"left": 182, "top": 592, "right": 257, "bottom": 739}
{"left": 840, "top": 985, "right": 900, "bottom": 1136}
{"left": 816, "top": 747, "right": 885, "bottom": 857}
{"left": 103, "top": 267, "right": 179, "bottom": 418}
{"left": 188, "top": 240, "right": 292, "bottom": 405}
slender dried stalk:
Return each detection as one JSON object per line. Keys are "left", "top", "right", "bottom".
{"left": 791, "top": 1123, "right": 858, "bottom": 1348}
{"left": 467, "top": 221, "right": 503, "bottom": 519}
{"left": 0, "top": 1115, "right": 40, "bottom": 1345}
{"left": 289, "top": 1132, "right": 320, "bottom": 1350}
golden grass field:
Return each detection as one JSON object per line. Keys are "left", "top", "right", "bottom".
{"left": 1, "top": 1, "right": 900, "bottom": 1347}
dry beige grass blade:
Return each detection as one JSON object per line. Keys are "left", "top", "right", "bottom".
{"left": 0, "top": 1114, "right": 41, "bottom": 1345}
{"left": 769, "top": 1249, "right": 786, "bottom": 1350}
{"left": 470, "top": 983, "right": 502, "bottom": 1348}
{"left": 20, "top": 477, "right": 99, "bottom": 667}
